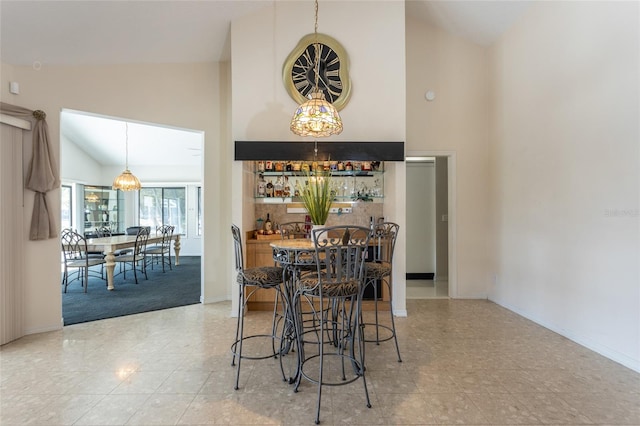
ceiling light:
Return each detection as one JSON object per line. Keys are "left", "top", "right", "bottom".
{"left": 290, "top": 0, "right": 342, "bottom": 138}
{"left": 86, "top": 192, "right": 99, "bottom": 203}
{"left": 112, "top": 122, "right": 141, "bottom": 191}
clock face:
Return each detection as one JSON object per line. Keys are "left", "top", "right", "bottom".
{"left": 283, "top": 33, "right": 351, "bottom": 111}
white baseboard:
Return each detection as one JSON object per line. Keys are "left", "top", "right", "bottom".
{"left": 491, "top": 297, "right": 640, "bottom": 374}
{"left": 26, "top": 323, "right": 62, "bottom": 334}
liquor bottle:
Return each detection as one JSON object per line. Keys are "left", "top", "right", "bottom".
{"left": 264, "top": 213, "right": 273, "bottom": 232}
{"left": 257, "top": 174, "right": 266, "bottom": 197}
{"left": 257, "top": 161, "right": 265, "bottom": 172}
{"left": 266, "top": 180, "right": 274, "bottom": 197}
{"left": 283, "top": 176, "right": 291, "bottom": 197}
{"left": 274, "top": 176, "right": 283, "bottom": 197}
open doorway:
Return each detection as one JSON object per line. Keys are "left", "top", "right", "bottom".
{"left": 405, "top": 155, "right": 451, "bottom": 298}
{"left": 59, "top": 109, "right": 204, "bottom": 324}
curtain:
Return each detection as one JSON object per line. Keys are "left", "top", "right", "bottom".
{"left": 0, "top": 102, "right": 60, "bottom": 240}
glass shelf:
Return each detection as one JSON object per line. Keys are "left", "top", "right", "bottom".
{"left": 82, "top": 185, "right": 124, "bottom": 235}
{"left": 253, "top": 161, "right": 384, "bottom": 202}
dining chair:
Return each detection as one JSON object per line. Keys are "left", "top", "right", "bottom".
{"left": 145, "top": 225, "right": 174, "bottom": 272}
{"left": 230, "top": 224, "right": 287, "bottom": 390}
{"left": 293, "top": 225, "right": 371, "bottom": 425}
{"left": 60, "top": 229, "right": 106, "bottom": 293}
{"left": 114, "top": 227, "right": 149, "bottom": 284}
{"left": 361, "top": 222, "right": 402, "bottom": 362}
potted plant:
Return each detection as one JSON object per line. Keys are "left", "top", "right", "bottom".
{"left": 297, "top": 170, "right": 333, "bottom": 239}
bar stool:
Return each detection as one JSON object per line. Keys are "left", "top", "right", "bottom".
{"left": 230, "top": 224, "right": 286, "bottom": 390}
{"left": 361, "top": 222, "right": 402, "bottom": 362}
{"left": 293, "top": 225, "right": 372, "bottom": 424}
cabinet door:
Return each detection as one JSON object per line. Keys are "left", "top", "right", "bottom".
{"left": 244, "top": 241, "right": 278, "bottom": 307}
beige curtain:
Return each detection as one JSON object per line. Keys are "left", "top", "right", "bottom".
{"left": 0, "top": 102, "right": 60, "bottom": 240}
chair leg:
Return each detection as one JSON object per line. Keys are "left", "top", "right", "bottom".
{"left": 232, "top": 284, "right": 245, "bottom": 390}
{"left": 142, "top": 257, "right": 148, "bottom": 280}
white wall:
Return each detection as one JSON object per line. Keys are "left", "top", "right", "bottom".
{"left": 488, "top": 1, "right": 640, "bottom": 371}
{"left": 406, "top": 162, "right": 436, "bottom": 274}
{"left": 405, "top": 15, "right": 490, "bottom": 298}
{"left": 1, "top": 62, "right": 225, "bottom": 333}
{"left": 61, "top": 133, "right": 103, "bottom": 183}
{"left": 230, "top": 1, "right": 407, "bottom": 315}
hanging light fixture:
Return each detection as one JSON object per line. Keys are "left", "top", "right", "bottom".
{"left": 112, "top": 122, "right": 141, "bottom": 191}
{"left": 290, "top": 0, "right": 343, "bottom": 137}
{"left": 85, "top": 192, "right": 99, "bottom": 203}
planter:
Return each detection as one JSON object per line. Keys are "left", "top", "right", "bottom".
{"left": 310, "top": 224, "right": 325, "bottom": 244}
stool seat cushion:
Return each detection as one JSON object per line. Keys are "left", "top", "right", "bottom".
{"left": 298, "top": 274, "right": 360, "bottom": 298}
{"left": 238, "top": 266, "right": 283, "bottom": 288}
{"left": 365, "top": 261, "right": 391, "bottom": 279}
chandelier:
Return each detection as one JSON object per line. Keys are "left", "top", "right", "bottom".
{"left": 290, "top": 0, "right": 342, "bottom": 137}
{"left": 85, "top": 192, "right": 99, "bottom": 203}
{"left": 112, "top": 122, "right": 141, "bottom": 191}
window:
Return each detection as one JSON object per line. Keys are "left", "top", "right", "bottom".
{"left": 139, "top": 187, "right": 186, "bottom": 235}
{"left": 61, "top": 185, "right": 72, "bottom": 230}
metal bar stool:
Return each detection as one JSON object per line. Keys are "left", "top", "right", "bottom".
{"left": 293, "top": 225, "right": 372, "bottom": 424}
{"left": 361, "top": 222, "right": 402, "bottom": 362}
{"left": 230, "top": 224, "right": 287, "bottom": 390}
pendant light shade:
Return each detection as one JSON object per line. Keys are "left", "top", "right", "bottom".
{"left": 112, "top": 169, "right": 141, "bottom": 191}
{"left": 85, "top": 192, "right": 99, "bottom": 203}
{"left": 290, "top": 89, "right": 343, "bottom": 137}
{"left": 112, "top": 122, "right": 141, "bottom": 191}
{"left": 290, "top": 0, "right": 343, "bottom": 138}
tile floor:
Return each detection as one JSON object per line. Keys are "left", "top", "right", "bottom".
{"left": 1, "top": 299, "right": 639, "bottom": 425}
{"left": 406, "top": 280, "right": 449, "bottom": 299}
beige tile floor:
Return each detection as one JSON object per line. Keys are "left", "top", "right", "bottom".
{"left": 1, "top": 299, "right": 639, "bottom": 425}
{"left": 406, "top": 280, "right": 449, "bottom": 299}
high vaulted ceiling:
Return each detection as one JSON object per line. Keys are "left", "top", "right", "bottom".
{"left": 1, "top": 1, "right": 532, "bottom": 167}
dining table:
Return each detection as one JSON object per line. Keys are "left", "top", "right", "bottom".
{"left": 85, "top": 233, "right": 181, "bottom": 290}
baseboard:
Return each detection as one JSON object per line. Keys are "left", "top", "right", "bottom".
{"left": 26, "top": 323, "right": 62, "bottom": 335}
{"left": 491, "top": 296, "right": 640, "bottom": 374}
{"left": 406, "top": 272, "right": 434, "bottom": 280}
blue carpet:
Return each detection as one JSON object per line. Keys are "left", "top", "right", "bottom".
{"left": 62, "top": 256, "right": 201, "bottom": 326}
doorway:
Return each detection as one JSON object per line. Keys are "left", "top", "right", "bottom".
{"left": 405, "top": 155, "right": 451, "bottom": 298}
{"left": 59, "top": 109, "right": 204, "bottom": 323}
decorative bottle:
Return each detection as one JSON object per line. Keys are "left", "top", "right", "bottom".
{"left": 266, "top": 180, "right": 274, "bottom": 197}
{"left": 264, "top": 213, "right": 273, "bottom": 233}
{"left": 257, "top": 174, "right": 266, "bottom": 197}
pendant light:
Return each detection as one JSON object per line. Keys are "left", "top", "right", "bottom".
{"left": 290, "top": 0, "right": 343, "bottom": 137}
{"left": 112, "top": 122, "right": 141, "bottom": 191}
{"left": 85, "top": 192, "right": 99, "bottom": 203}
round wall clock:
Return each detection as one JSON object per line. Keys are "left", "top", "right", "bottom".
{"left": 283, "top": 33, "right": 351, "bottom": 111}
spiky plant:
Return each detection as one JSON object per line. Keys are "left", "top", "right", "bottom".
{"left": 297, "top": 170, "right": 332, "bottom": 225}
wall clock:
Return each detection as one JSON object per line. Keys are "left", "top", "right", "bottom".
{"left": 283, "top": 33, "right": 351, "bottom": 111}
